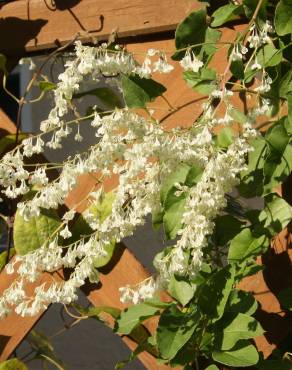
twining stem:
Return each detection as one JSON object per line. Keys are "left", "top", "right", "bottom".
{"left": 15, "top": 33, "right": 80, "bottom": 143}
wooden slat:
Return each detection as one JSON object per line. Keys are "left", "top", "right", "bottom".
{"left": 0, "top": 109, "right": 15, "bottom": 133}
{"left": 0, "top": 0, "right": 199, "bottom": 55}
{"left": 0, "top": 269, "right": 63, "bottom": 361}
{"left": 238, "top": 228, "right": 292, "bottom": 358}
{"left": 84, "top": 244, "right": 172, "bottom": 370}
{"left": 0, "top": 247, "right": 172, "bottom": 369}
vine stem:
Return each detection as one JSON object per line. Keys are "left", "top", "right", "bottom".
{"left": 213, "top": 0, "right": 265, "bottom": 117}
{"left": 194, "top": 357, "right": 199, "bottom": 370}
{"left": 15, "top": 33, "right": 80, "bottom": 143}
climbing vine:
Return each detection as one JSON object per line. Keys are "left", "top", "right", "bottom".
{"left": 0, "top": 0, "right": 292, "bottom": 369}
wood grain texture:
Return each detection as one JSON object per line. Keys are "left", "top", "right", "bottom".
{"left": 84, "top": 244, "right": 173, "bottom": 370}
{"left": 0, "top": 269, "right": 63, "bottom": 361}
{"left": 0, "top": 0, "right": 199, "bottom": 55}
{"left": 237, "top": 226, "right": 292, "bottom": 359}
{"left": 0, "top": 109, "right": 16, "bottom": 133}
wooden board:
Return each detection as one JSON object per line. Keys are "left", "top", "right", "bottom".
{"left": 0, "top": 245, "right": 172, "bottom": 369}
{"left": 0, "top": 269, "right": 63, "bottom": 361}
{"left": 84, "top": 244, "right": 172, "bottom": 370}
{"left": 0, "top": 0, "right": 199, "bottom": 55}
{"left": 0, "top": 109, "right": 16, "bottom": 134}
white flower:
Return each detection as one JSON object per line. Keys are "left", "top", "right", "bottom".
{"left": 19, "top": 57, "right": 36, "bottom": 70}
{"left": 153, "top": 54, "right": 174, "bottom": 73}
{"left": 0, "top": 40, "right": 258, "bottom": 317}
{"left": 74, "top": 131, "right": 83, "bottom": 142}
{"left": 135, "top": 57, "right": 152, "bottom": 78}
{"left": 251, "top": 58, "right": 262, "bottom": 70}
{"left": 247, "top": 25, "right": 261, "bottom": 48}
{"left": 62, "top": 209, "right": 76, "bottom": 222}
{"left": 180, "top": 50, "right": 203, "bottom": 72}
{"left": 60, "top": 224, "right": 72, "bottom": 239}
{"left": 254, "top": 72, "right": 272, "bottom": 93}
{"left": 30, "top": 168, "right": 48, "bottom": 186}
{"left": 147, "top": 48, "right": 159, "bottom": 56}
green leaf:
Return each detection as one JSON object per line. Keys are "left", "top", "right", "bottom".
{"left": 258, "top": 359, "right": 292, "bottom": 370}
{"left": 257, "top": 45, "right": 282, "bottom": 68}
{"left": 215, "top": 215, "right": 244, "bottom": 246}
{"left": 230, "top": 60, "right": 245, "bottom": 80}
{"left": 170, "top": 346, "right": 197, "bottom": 367}
{"left": 0, "top": 248, "right": 15, "bottom": 272}
{"left": 82, "top": 305, "right": 121, "bottom": 320}
{"left": 275, "top": 0, "right": 292, "bottom": 36}
{"left": 211, "top": 3, "right": 243, "bottom": 27}
{"left": 75, "top": 303, "right": 121, "bottom": 321}
{"left": 259, "top": 193, "right": 292, "bottom": 235}
{"left": 243, "top": 0, "right": 268, "bottom": 19}
{"left": 144, "top": 298, "right": 173, "bottom": 309}
{"left": 173, "top": 9, "right": 207, "bottom": 60}
{"left": 265, "top": 121, "right": 290, "bottom": 155}
{"left": 205, "top": 366, "right": 219, "bottom": 370}
{"left": 0, "top": 359, "right": 28, "bottom": 370}
{"left": 192, "top": 262, "right": 212, "bottom": 286}
{"left": 226, "top": 290, "right": 258, "bottom": 316}
{"left": 212, "top": 341, "right": 259, "bottom": 367}
{"left": 198, "top": 265, "right": 235, "bottom": 320}
{"left": 279, "top": 70, "right": 292, "bottom": 98}
{"left": 168, "top": 275, "right": 196, "bottom": 306}
{"left": 288, "top": 94, "right": 292, "bottom": 124}
{"left": 116, "top": 303, "right": 159, "bottom": 335}
{"left": 263, "top": 147, "right": 292, "bottom": 193}
{"left": 185, "top": 164, "right": 204, "bottom": 187}
{"left": 263, "top": 120, "right": 291, "bottom": 187}
{"left": 272, "top": 141, "right": 292, "bottom": 182}
{"left": 160, "top": 163, "right": 191, "bottom": 204}
{"left": 27, "top": 330, "right": 66, "bottom": 370}
{"left": 157, "top": 305, "right": 199, "bottom": 360}
{"left": 0, "top": 133, "right": 28, "bottom": 156}
{"left": 72, "top": 191, "right": 116, "bottom": 244}
{"left": 215, "top": 312, "right": 264, "bottom": 350}
{"left": 198, "top": 28, "right": 221, "bottom": 64}
{"left": 183, "top": 68, "right": 217, "bottom": 94}
{"left": 228, "top": 228, "right": 268, "bottom": 262}
{"left": 93, "top": 240, "right": 116, "bottom": 268}
{"left": 216, "top": 127, "right": 234, "bottom": 149}
{"left": 121, "top": 75, "right": 166, "bottom": 108}
{"left": 285, "top": 114, "right": 292, "bottom": 134}
{"left": 28, "top": 329, "right": 54, "bottom": 352}
{"left": 152, "top": 208, "right": 164, "bottom": 230}
{"left": 90, "top": 191, "right": 115, "bottom": 223}
{"left": 39, "top": 81, "right": 56, "bottom": 92}
{"left": 73, "top": 193, "right": 117, "bottom": 268}
{"left": 159, "top": 163, "right": 203, "bottom": 236}
{"left": 163, "top": 195, "right": 186, "bottom": 239}
{"left": 244, "top": 45, "right": 282, "bottom": 82}
{"left": 70, "top": 214, "right": 92, "bottom": 243}
{"left": 278, "top": 288, "right": 292, "bottom": 310}
{"left": 14, "top": 208, "right": 61, "bottom": 255}
{"left": 74, "top": 87, "right": 123, "bottom": 109}
{"left": 236, "top": 262, "right": 264, "bottom": 280}
{"left": 238, "top": 136, "right": 267, "bottom": 197}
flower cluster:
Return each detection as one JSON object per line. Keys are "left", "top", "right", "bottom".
{"left": 0, "top": 34, "right": 266, "bottom": 316}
